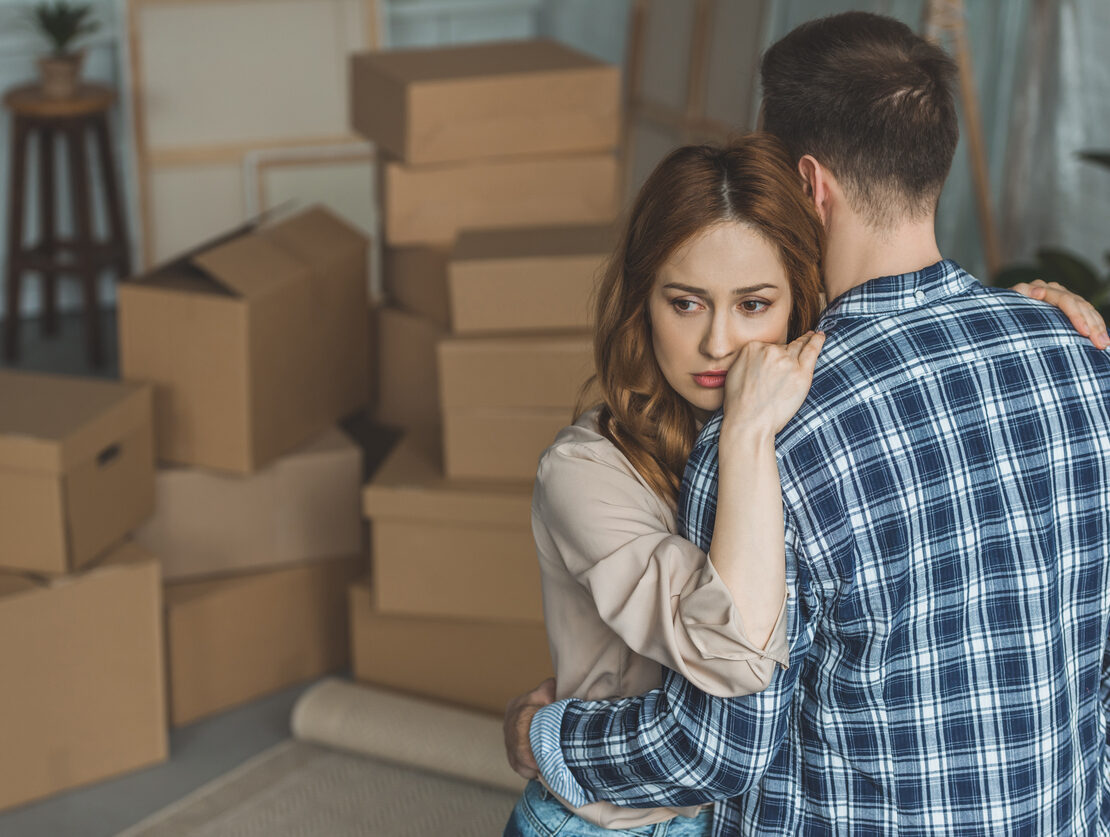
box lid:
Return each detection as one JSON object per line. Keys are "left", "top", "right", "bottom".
{"left": 262, "top": 205, "right": 368, "bottom": 267}
{"left": 0, "top": 371, "right": 151, "bottom": 476}
{"left": 362, "top": 432, "right": 531, "bottom": 527}
{"left": 362, "top": 39, "right": 608, "bottom": 85}
{"left": 452, "top": 223, "right": 616, "bottom": 263}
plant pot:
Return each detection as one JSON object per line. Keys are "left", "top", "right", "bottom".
{"left": 37, "top": 51, "right": 85, "bottom": 100}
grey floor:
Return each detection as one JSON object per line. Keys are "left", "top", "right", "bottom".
{"left": 0, "top": 308, "right": 344, "bottom": 836}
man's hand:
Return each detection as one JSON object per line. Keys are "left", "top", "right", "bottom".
{"left": 504, "top": 678, "right": 556, "bottom": 780}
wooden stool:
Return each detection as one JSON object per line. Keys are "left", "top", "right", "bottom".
{"left": 3, "top": 83, "right": 131, "bottom": 368}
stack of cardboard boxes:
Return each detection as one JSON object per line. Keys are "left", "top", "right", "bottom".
{"left": 117, "top": 205, "right": 373, "bottom": 727}
{"left": 0, "top": 370, "right": 165, "bottom": 811}
{"left": 347, "top": 40, "right": 620, "bottom": 713}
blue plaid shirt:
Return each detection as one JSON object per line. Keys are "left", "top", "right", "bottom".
{"left": 531, "top": 260, "right": 1110, "bottom": 835}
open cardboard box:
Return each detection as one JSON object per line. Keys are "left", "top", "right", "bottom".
{"left": 118, "top": 205, "right": 371, "bottom": 474}
{"left": 134, "top": 426, "right": 363, "bottom": 581}
{"left": 0, "top": 543, "right": 166, "bottom": 812}
{"left": 361, "top": 432, "right": 541, "bottom": 624}
{"left": 0, "top": 370, "right": 154, "bottom": 575}
{"left": 350, "top": 39, "right": 620, "bottom": 166}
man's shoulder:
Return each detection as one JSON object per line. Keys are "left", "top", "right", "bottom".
{"left": 781, "top": 285, "right": 1110, "bottom": 455}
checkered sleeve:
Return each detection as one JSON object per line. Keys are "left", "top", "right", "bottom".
{"left": 531, "top": 514, "right": 816, "bottom": 809}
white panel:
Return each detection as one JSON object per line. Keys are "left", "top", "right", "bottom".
{"left": 150, "top": 165, "right": 244, "bottom": 263}
{"left": 138, "top": 0, "right": 360, "bottom": 149}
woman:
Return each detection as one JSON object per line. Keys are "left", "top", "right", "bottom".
{"left": 503, "top": 134, "right": 1103, "bottom": 837}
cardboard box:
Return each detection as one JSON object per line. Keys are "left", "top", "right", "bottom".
{"left": 375, "top": 305, "right": 445, "bottom": 432}
{"left": 362, "top": 434, "right": 541, "bottom": 623}
{"left": 381, "top": 152, "right": 619, "bottom": 246}
{"left": 133, "top": 427, "right": 363, "bottom": 581}
{"left": 0, "top": 370, "right": 154, "bottom": 575}
{"left": 439, "top": 333, "right": 594, "bottom": 410}
{"left": 450, "top": 224, "right": 611, "bottom": 333}
{"left": 384, "top": 225, "right": 612, "bottom": 333}
{"left": 443, "top": 409, "right": 569, "bottom": 482}
{"left": 349, "top": 579, "right": 552, "bottom": 715}
{"left": 350, "top": 39, "right": 620, "bottom": 165}
{"left": 382, "top": 245, "right": 451, "bottom": 328}
{"left": 0, "top": 543, "right": 167, "bottom": 812}
{"left": 118, "top": 205, "right": 371, "bottom": 474}
{"left": 165, "top": 553, "right": 365, "bottom": 726}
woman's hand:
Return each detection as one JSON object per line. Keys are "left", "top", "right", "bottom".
{"left": 1012, "top": 279, "right": 1109, "bottom": 350}
{"left": 503, "top": 678, "right": 556, "bottom": 780}
{"left": 722, "top": 330, "right": 826, "bottom": 436}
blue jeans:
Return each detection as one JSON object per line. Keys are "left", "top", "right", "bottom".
{"left": 503, "top": 780, "right": 712, "bottom": 837}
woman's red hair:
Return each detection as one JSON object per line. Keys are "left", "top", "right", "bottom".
{"left": 581, "top": 133, "right": 825, "bottom": 504}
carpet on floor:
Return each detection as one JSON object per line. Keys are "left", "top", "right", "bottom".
{"left": 116, "top": 679, "right": 524, "bottom": 836}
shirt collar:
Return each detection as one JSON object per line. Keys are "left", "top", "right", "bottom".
{"left": 817, "top": 259, "right": 974, "bottom": 328}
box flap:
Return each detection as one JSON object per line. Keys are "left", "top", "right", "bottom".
{"left": 359, "top": 39, "right": 607, "bottom": 85}
{"left": 362, "top": 433, "right": 531, "bottom": 527}
{"left": 121, "top": 219, "right": 258, "bottom": 289}
{"left": 191, "top": 234, "right": 310, "bottom": 299}
{"left": 262, "top": 205, "right": 368, "bottom": 268}
{"left": 0, "top": 371, "right": 152, "bottom": 475}
{"left": 452, "top": 223, "right": 616, "bottom": 262}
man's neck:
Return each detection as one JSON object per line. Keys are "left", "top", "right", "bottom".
{"left": 822, "top": 214, "right": 943, "bottom": 303}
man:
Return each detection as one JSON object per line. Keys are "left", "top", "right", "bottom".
{"left": 505, "top": 11, "right": 1110, "bottom": 835}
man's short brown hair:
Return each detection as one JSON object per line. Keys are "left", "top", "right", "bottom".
{"left": 760, "top": 11, "right": 959, "bottom": 226}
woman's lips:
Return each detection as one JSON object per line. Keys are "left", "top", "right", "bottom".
{"left": 692, "top": 371, "right": 727, "bottom": 388}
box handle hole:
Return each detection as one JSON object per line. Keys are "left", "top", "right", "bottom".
{"left": 97, "top": 443, "right": 122, "bottom": 467}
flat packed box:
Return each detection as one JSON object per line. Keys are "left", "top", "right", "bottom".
{"left": 375, "top": 305, "right": 445, "bottom": 431}
{"left": 362, "top": 434, "right": 541, "bottom": 623}
{"left": 443, "top": 409, "right": 569, "bottom": 482}
{"left": 165, "top": 553, "right": 364, "bottom": 726}
{"left": 439, "top": 333, "right": 594, "bottom": 410}
{"left": 0, "top": 542, "right": 166, "bottom": 812}
{"left": 0, "top": 370, "right": 154, "bottom": 575}
{"left": 385, "top": 225, "right": 611, "bottom": 333}
{"left": 350, "top": 39, "right": 620, "bottom": 165}
{"left": 133, "top": 427, "right": 363, "bottom": 581}
{"left": 349, "top": 579, "right": 553, "bottom": 716}
{"left": 118, "top": 205, "right": 371, "bottom": 474}
{"left": 381, "top": 152, "right": 618, "bottom": 246}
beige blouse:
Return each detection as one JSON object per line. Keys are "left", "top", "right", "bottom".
{"left": 533, "top": 408, "right": 790, "bottom": 830}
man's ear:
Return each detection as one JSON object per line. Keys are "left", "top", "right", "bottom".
{"left": 797, "top": 155, "right": 832, "bottom": 225}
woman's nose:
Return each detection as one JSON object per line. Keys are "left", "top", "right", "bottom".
{"left": 700, "top": 312, "right": 734, "bottom": 359}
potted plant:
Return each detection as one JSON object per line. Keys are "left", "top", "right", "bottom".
{"left": 27, "top": 2, "right": 99, "bottom": 100}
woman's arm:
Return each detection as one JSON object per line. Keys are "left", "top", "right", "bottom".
{"left": 535, "top": 448, "right": 788, "bottom": 698}
{"left": 708, "top": 331, "right": 824, "bottom": 647}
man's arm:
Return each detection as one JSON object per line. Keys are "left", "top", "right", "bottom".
{"left": 528, "top": 520, "right": 817, "bottom": 809}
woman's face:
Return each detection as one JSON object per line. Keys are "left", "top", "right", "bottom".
{"left": 649, "top": 221, "right": 793, "bottom": 418}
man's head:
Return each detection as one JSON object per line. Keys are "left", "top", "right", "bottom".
{"left": 760, "top": 11, "right": 959, "bottom": 228}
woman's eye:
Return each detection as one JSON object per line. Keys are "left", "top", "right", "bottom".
{"left": 672, "top": 299, "right": 700, "bottom": 313}
{"left": 740, "top": 299, "right": 769, "bottom": 313}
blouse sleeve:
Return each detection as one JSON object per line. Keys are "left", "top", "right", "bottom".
{"left": 532, "top": 442, "right": 789, "bottom": 698}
